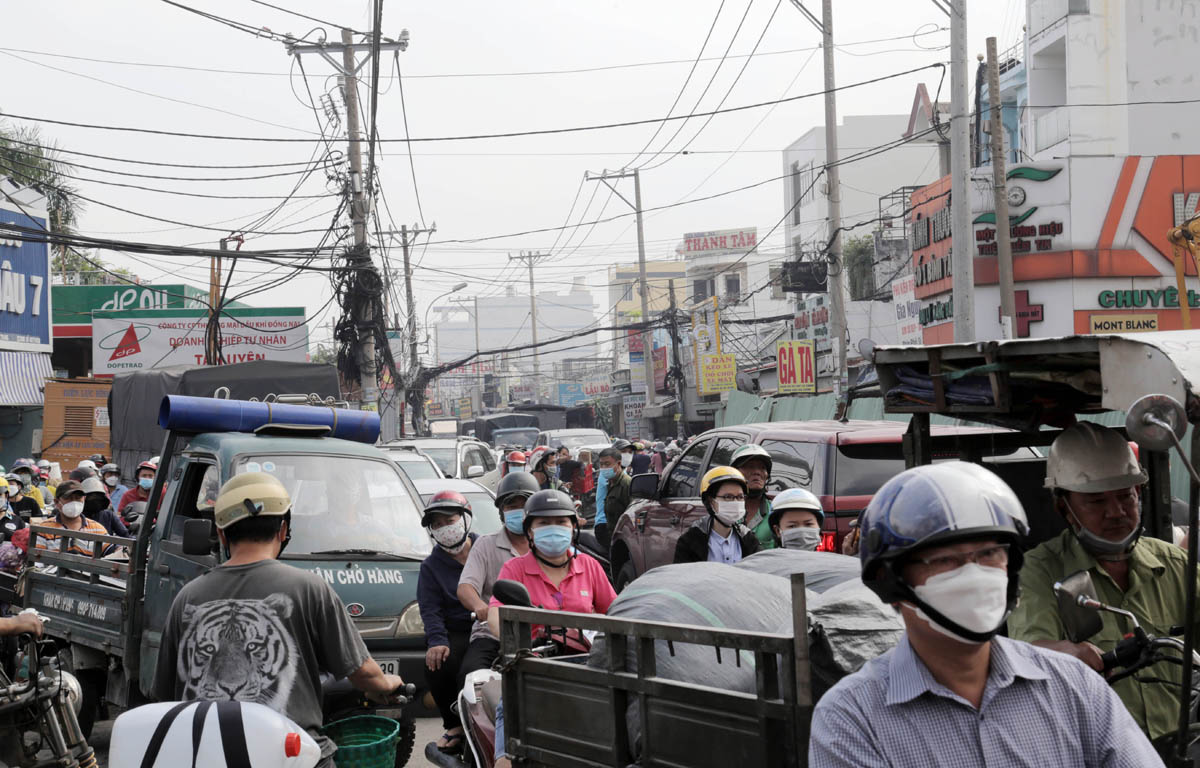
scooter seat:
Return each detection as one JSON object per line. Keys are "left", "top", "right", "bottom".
{"left": 480, "top": 678, "right": 502, "bottom": 723}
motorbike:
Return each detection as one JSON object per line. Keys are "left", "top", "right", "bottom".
{"left": 424, "top": 579, "right": 592, "bottom": 768}
{"left": 0, "top": 611, "right": 94, "bottom": 768}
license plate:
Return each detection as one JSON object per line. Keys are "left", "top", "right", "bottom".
{"left": 377, "top": 658, "right": 401, "bottom": 675}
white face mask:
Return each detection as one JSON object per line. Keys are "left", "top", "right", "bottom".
{"left": 104, "top": 475, "right": 118, "bottom": 487}
{"left": 6, "top": 485, "right": 18, "bottom": 497}
{"left": 781, "top": 526, "right": 822, "bottom": 551}
{"left": 60, "top": 500, "right": 84, "bottom": 519}
{"left": 909, "top": 562, "right": 1009, "bottom": 644}
{"left": 714, "top": 499, "right": 744, "bottom": 526}
{"left": 620, "top": 453, "right": 633, "bottom": 468}
{"left": 430, "top": 518, "right": 470, "bottom": 554}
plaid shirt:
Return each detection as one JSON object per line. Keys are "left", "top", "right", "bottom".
{"left": 810, "top": 634, "right": 1163, "bottom": 768}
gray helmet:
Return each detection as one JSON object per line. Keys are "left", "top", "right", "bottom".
{"left": 1045, "top": 422, "right": 1147, "bottom": 493}
{"left": 522, "top": 489, "right": 578, "bottom": 530}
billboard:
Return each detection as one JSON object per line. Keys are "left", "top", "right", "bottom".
{"left": 776, "top": 340, "right": 816, "bottom": 394}
{"left": 698, "top": 353, "right": 737, "bottom": 396}
{"left": 680, "top": 228, "right": 758, "bottom": 258}
{"left": 52, "top": 283, "right": 209, "bottom": 337}
{"left": 558, "top": 382, "right": 588, "bottom": 407}
{"left": 623, "top": 393, "right": 645, "bottom": 427}
{"left": 653, "top": 346, "right": 668, "bottom": 392}
{"left": 91, "top": 307, "right": 307, "bottom": 375}
{"left": 890, "top": 274, "right": 922, "bottom": 345}
{"left": 0, "top": 199, "right": 52, "bottom": 352}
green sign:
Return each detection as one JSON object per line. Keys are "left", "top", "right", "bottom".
{"left": 1097, "top": 288, "right": 1200, "bottom": 309}
{"left": 52, "top": 284, "right": 244, "bottom": 326}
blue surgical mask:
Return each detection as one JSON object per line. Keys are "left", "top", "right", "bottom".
{"left": 503, "top": 509, "right": 524, "bottom": 534}
{"left": 531, "top": 525, "right": 573, "bottom": 557}
{"left": 138, "top": 477, "right": 153, "bottom": 491}
{"left": 598, "top": 467, "right": 615, "bottom": 482}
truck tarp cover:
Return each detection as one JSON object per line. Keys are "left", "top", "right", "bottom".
{"left": 108, "top": 361, "right": 340, "bottom": 474}
{"left": 588, "top": 556, "right": 901, "bottom": 756}
{"left": 473, "top": 413, "right": 538, "bottom": 444}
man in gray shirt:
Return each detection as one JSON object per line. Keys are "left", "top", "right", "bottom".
{"left": 154, "top": 472, "right": 404, "bottom": 767}
{"left": 455, "top": 471, "right": 536, "bottom": 689}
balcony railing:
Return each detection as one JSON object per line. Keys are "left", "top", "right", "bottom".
{"left": 1033, "top": 106, "right": 1069, "bottom": 152}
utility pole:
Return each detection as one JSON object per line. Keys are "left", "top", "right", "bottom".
{"left": 986, "top": 37, "right": 1016, "bottom": 339}
{"left": 948, "top": 0, "right": 975, "bottom": 341}
{"left": 789, "top": 0, "right": 849, "bottom": 406}
{"left": 509, "top": 251, "right": 549, "bottom": 393}
{"left": 382, "top": 224, "right": 436, "bottom": 429}
{"left": 668, "top": 279, "right": 687, "bottom": 441}
{"left": 585, "top": 169, "right": 656, "bottom": 430}
{"left": 206, "top": 239, "right": 225, "bottom": 365}
{"left": 287, "top": 29, "right": 410, "bottom": 410}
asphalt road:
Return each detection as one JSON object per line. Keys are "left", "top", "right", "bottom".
{"left": 89, "top": 715, "right": 448, "bottom": 767}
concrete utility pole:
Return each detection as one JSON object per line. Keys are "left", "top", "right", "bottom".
{"left": 585, "top": 169, "right": 656, "bottom": 430}
{"left": 668, "top": 279, "right": 687, "bottom": 441}
{"left": 949, "top": 0, "right": 975, "bottom": 341}
{"left": 789, "top": 0, "right": 849, "bottom": 405}
{"left": 382, "top": 224, "right": 436, "bottom": 428}
{"left": 287, "top": 28, "right": 410, "bottom": 410}
{"left": 509, "top": 251, "right": 550, "bottom": 392}
{"left": 986, "top": 38, "right": 1016, "bottom": 339}
{"left": 206, "top": 238, "right": 225, "bottom": 365}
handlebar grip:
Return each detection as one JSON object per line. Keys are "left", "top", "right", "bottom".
{"left": 1100, "top": 649, "right": 1119, "bottom": 673}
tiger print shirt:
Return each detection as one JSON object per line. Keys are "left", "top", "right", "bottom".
{"left": 153, "top": 558, "right": 369, "bottom": 761}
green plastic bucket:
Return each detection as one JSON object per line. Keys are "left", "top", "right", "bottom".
{"left": 320, "top": 715, "right": 400, "bottom": 768}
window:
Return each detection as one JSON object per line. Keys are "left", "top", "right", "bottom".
{"left": 792, "top": 161, "right": 815, "bottom": 224}
{"left": 621, "top": 283, "right": 633, "bottom": 302}
{"left": 759, "top": 439, "right": 824, "bottom": 494}
{"left": 168, "top": 460, "right": 219, "bottom": 539}
{"left": 465, "top": 446, "right": 490, "bottom": 473}
{"left": 724, "top": 274, "right": 741, "bottom": 302}
{"left": 709, "top": 436, "right": 746, "bottom": 470}
{"left": 664, "top": 439, "right": 710, "bottom": 498}
{"left": 769, "top": 265, "right": 785, "bottom": 300}
{"left": 480, "top": 445, "right": 496, "bottom": 471}
{"left": 693, "top": 279, "right": 711, "bottom": 302}
{"left": 834, "top": 443, "right": 906, "bottom": 496}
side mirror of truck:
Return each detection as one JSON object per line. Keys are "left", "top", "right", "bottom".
{"left": 182, "top": 518, "right": 216, "bottom": 557}
{"left": 493, "top": 579, "right": 533, "bottom": 607}
{"left": 630, "top": 472, "right": 659, "bottom": 500}
{"left": 466, "top": 464, "right": 485, "bottom": 479}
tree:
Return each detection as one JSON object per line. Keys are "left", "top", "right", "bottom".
{"left": 843, "top": 234, "right": 876, "bottom": 301}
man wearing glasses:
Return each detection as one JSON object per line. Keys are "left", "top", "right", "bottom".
{"left": 673, "top": 466, "right": 761, "bottom": 565}
{"left": 810, "top": 461, "right": 1160, "bottom": 767}
{"left": 1009, "top": 422, "right": 1198, "bottom": 753}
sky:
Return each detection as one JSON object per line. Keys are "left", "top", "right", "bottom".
{"left": 2, "top": 0, "right": 1021, "bottom": 356}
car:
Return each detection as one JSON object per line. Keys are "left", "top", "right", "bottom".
{"left": 381, "top": 437, "right": 499, "bottom": 488}
{"left": 388, "top": 449, "right": 445, "bottom": 481}
{"left": 534, "top": 428, "right": 611, "bottom": 458}
{"left": 410, "top": 478, "right": 502, "bottom": 537}
{"left": 609, "top": 420, "right": 1042, "bottom": 591}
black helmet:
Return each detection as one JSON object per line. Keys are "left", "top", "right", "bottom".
{"left": 612, "top": 438, "right": 632, "bottom": 451}
{"left": 101, "top": 463, "right": 120, "bottom": 476}
{"left": 522, "top": 489, "right": 577, "bottom": 531}
{"left": 495, "top": 471, "right": 540, "bottom": 510}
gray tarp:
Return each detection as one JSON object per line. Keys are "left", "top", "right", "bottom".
{"left": 734, "top": 548, "right": 863, "bottom": 592}
{"left": 108, "top": 361, "right": 339, "bottom": 481}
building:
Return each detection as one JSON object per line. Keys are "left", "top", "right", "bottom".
{"left": 911, "top": 0, "right": 1200, "bottom": 343}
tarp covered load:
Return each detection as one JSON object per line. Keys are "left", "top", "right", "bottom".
{"left": 472, "top": 413, "right": 539, "bottom": 445}
{"left": 108, "top": 361, "right": 340, "bottom": 476}
{"left": 590, "top": 558, "right": 902, "bottom": 757}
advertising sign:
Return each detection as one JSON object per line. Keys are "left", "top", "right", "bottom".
{"left": 558, "top": 382, "right": 587, "bottom": 407}
{"left": 680, "top": 228, "right": 758, "bottom": 257}
{"left": 776, "top": 340, "right": 816, "bottom": 394}
{"left": 653, "top": 346, "right": 668, "bottom": 392}
{"left": 52, "top": 283, "right": 209, "bottom": 336}
{"left": 91, "top": 307, "right": 307, "bottom": 375}
{"left": 698, "top": 353, "right": 737, "bottom": 396}
{"left": 583, "top": 379, "right": 611, "bottom": 398}
{"left": 456, "top": 397, "right": 473, "bottom": 420}
{"left": 0, "top": 200, "right": 52, "bottom": 352}
{"left": 1089, "top": 314, "right": 1159, "bottom": 333}
{"left": 890, "top": 275, "right": 922, "bottom": 345}
{"left": 623, "top": 394, "right": 645, "bottom": 426}
{"left": 428, "top": 401, "right": 445, "bottom": 417}
{"left": 691, "top": 296, "right": 721, "bottom": 388}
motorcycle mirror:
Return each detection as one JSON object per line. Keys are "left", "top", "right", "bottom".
{"left": 1126, "top": 394, "right": 1188, "bottom": 453}
{"left": 1053, "top": 570, "right": 1104, "bottom": 643}
{"left": 493, "top": 579, "right": 533, "bottom": 607}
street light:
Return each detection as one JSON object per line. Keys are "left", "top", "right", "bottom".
{"left": 423, "top": 282, "right": 468, "bottom": 363}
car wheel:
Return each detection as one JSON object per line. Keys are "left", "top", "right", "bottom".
{"left": 615, "top": 560, "right": 638, "bottom": 593}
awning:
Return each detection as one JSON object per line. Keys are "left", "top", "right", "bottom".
{"left": 0, "top": 351, "right": 52, "bottom": 406}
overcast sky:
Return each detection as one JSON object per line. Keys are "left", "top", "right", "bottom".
{"left": 3, "top": 0, "right": 1019, "bottom": 351}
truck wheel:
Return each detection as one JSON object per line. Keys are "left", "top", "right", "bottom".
{"left": 75, "top": 669, "right": 106, "bottom": 738}
{"left": 393, "top": 713, "right": 417, "bottom": 767}
{"left": 615, "top": 560, "right": 638, "bottom": 593}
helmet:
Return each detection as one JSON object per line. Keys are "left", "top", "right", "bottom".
{"left": 612, "top": 439, "right": 632, "bottom": 451}
{"left": 652, "top": 441, "right": 666, "bottom": 452}
{"left": 505, "top": 450, "right": 527, "bottom": 465}
{"left": 137, "top": 461, "right": 158, "bottom": 474}
{"left": 632, "top": 442, "right": 645, "bottom": 452}
{"left": 495, "top": 471, "right": 540, "bottom": 510}
{"left": 699, "top": 466, "right": 747, "bottom": 497}
{"left": 214, "top": 472, "right": 291, "bottom": 530}
{"left": 768, "top": 488, "right": 825, "bottom": 528}
{"left": 89, "top": 454, "right": 106, "bottom": 464}
{"left": 859, "top": 462, "right": 1027, "bottom": 641}
{"left": 422, "top": 489, "right": 473, "bottom": 527}
{"left": 1045, "top": 422, "right": 1148, "bottom": 493}
{"left": 81, "top": 476, "right": 107, "bottom": 495}
{"left": 522, "top": 489, "right": 578, "bottom": 529}
{"left": 74, "top": 459, "right": 94, "bottom": 472}
{"left": 3, "top": 473, "right": 18, "bottom": 484}
{"left": 101, "top": 463, "right": 120, "bottom": 476}
{"left": 36, "top": 459, "right": 50, "bottom": 470}
{"left": 527, "top": 447, "right": 552, "bottom": 473}
{"left": 730, "top": 444, "right": 773, "bottom": 474}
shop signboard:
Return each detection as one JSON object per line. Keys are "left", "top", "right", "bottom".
{"left": 653, "top": 346, "right": 668, "bottom": 392}
{"left": 698, "top": 353, "right": 737, "bottom": 396}
{"left": 456, "top": 397, "right": 473, "bottom": 420}
{"left": 91, "top": 307, "right": 307, "bottom": 375}
{"left": 52, "top": 283, "right": 210, "bottom": 337}
{"left": 680, "top": 228, "right": 758, "bottom": 257}
{"left": 890, "top": 274, "right": 922, "bottom": 345}
{"left": 691, "top": 297, "right": 722, "bottom": 389}
{"left": 776, "top": 340, "right": 816, "bottom": 394}
{"left": 428, "top": 401, "right": 445, "bottom": 417}
{"left": 0, "top": 198, "right": 53, "bottom": 353}
{"left": 558, "top": 382, "right": 587, "bottom": 407}
{"left": 623, "top": 393, "right": 645, "bottom": 426}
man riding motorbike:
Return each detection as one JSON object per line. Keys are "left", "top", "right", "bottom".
{"left": 730, "top": 444, "right": 775, "bottom": 549}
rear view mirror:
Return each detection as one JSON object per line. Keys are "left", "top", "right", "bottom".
{"left": 182, "top": 518, "right": 216, "bottom": 557}
{"left": 493, "top": 579, "right": 532, "bottom": 607}
{"left": 1126, "top": 394, "right": 1188, "bottom": 452}
{"left": 1053, "top": 569, "right": 1104, "bottom": 643}
{"left": 630, "top": 472, "right": 658, "bottom": 500}
{"left": 466, "top": 465, "right": 485, "bottom": 478}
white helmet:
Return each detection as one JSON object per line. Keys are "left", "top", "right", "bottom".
{"left": 1045, "top": 422, "right": 1148, "bottom": 493}
{"left": 77, "top": 459, "right": 96, "bottom": 471}
{"left": 770, "top": 487, "right": 825, "bottom": 527}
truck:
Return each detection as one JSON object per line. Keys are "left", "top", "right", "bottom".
{"left": 24, "top": 393, "right": 430, "bottom": 765}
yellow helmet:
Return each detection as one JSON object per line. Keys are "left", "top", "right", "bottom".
{"left": 699, "top": 465, "right": 747, "bottom": 496}
{"left": 214, "top": 471, "right": 291, "bottom": 530}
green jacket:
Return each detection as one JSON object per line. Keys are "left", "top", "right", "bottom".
{"left": 746, "top": 497, "right": 775, "bottom": 550}
{"left": 1008, "top": 529, "right": 1200, "bottom": 741}
{"left": 603, "top": 470, "right": 631, "bottom": 524}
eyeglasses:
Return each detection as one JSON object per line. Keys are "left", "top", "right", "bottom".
{"left": 715, "top": 494, "right": 746, "bottom": 502}
{"left": 909, "top": 543, "right": 1010, "bottom": 574}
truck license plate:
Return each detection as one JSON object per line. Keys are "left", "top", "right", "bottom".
{"left": 378, "top": 658, "right": 400, "bottom": 676}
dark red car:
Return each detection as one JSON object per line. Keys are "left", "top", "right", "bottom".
{"left": 608, "top": 420, "right": 1043, "bottom": 590}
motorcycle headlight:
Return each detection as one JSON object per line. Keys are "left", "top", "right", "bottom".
{"left": 395, "top": 601, "right": 424, "bottom": 638}
{"left": 57, "top": 671, "right": 82, "bottom": 714}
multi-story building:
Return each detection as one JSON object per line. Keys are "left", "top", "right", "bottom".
{"left": 911, "top": 0, "right": 1200, "bottom": 344}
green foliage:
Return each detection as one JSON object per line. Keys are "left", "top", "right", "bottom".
{"left": 844, "top": 234, "right": 876, "bottom": 301}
